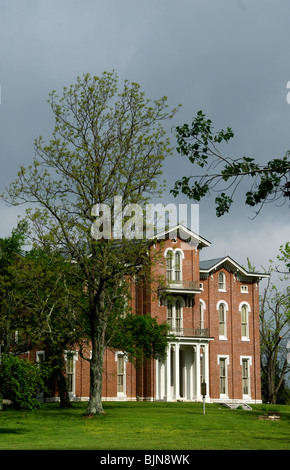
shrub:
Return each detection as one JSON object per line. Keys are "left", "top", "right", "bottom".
{"left": 0, "top": 354, "right": 52, "bottom": 411}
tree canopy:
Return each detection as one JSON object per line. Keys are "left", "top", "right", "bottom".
{"left": 259, "top": 244, "right": 290, "bottom": 403}
{"left": 171, "top": 110, "right": 290, "bottom": 217}
{"left": 2, "top": 71, "right": 178, "bottom": 415}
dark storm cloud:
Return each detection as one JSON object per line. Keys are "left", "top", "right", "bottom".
{"left": 0, "top": 0, "right": 289, "bottom": 268}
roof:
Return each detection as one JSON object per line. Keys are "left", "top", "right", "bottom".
{"left": 152, "top": 224, "right": 211, "bottom": 249}
{"left": 199, "top": 255, "right": 269, "bottom": 280}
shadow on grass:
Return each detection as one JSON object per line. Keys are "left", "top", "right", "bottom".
{"left": 0, "top": 428, "right": 28, "bottom": 434}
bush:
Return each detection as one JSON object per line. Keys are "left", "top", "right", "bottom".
{"left": 0, "top": 354, "right": 52, "bottom": 411}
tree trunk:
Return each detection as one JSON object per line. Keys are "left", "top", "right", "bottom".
{"left": 56, "top": 368, "right": 72, "bottom": 408}
{"left": 51, "top": 354, "right": 72, "bottom": 408}
{"left": 85, "top": 318, "right": 106, "bottom": 416}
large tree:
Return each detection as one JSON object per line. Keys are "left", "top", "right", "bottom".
{"left": 0, "top": 225, "right": 86, "bottom": 408}
{"left": 3, "top": 71, "right": 178, "bottom": 415}
{"left": 171, "top": 110, "right": 290, "bottom": 218}
{"left": 259, "top": 245, "right": 290, "bottom": 404}
{"left": 16, "top": 246, "right": 86, "bottom": 408}
{"left": 0, "top": 221, "right": 28, "bottom": 355}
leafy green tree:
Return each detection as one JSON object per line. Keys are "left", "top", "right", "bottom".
{"left": 107, "top": 313, "right": 171, "bottom": 366}
{"left": 3, "top": 71, "right": 178, "bottom": 415}
{"left": 0, "top": 226, "right": 87, "bottom": 408}
{"left": 0, "top": 221, "right": 29, "bottom": 355}
{"left": 171, "top": 110, "right": 290, "bottom": 217}
{"left": 0, "top": 354, "right": 51, "bottom": 411}
{"left": 259, "top": 244, "right": 290, "bottom": 404}
{"left": 16, "top": 247, "right": 86, "bottom": 408}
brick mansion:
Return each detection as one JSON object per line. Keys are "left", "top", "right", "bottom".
{"left": 32, "top": 224, "right": 268, "bottom": 404}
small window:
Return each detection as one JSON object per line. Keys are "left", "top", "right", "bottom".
{"left": 218, "top": 272, "right": 226, "bottom": 291}
{"left": 36, "top": 351, "right": 45, "bottom": 365}
{"left": 241, "top": 285, "right": 248, "bottom": 293}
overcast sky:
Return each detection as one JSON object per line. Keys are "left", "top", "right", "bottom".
{"left": 0, "top": 0, "right": 289, "bottom": 272}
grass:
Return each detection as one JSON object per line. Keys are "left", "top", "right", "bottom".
{"left": 0, "top": 401, "right": 289, "bottom": 450}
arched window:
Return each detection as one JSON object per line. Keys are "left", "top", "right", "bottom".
{"left": 175, "top": 252, "right": 181, "bottom": 282}
{"left": 164, "top": 249, "right": 183, "bottom": 282}
{"left": 218, "top": 272, "right": 226, "bottom": 291}
{"left": 166, "top": 251, "right": 173, "bottom": 281}
{"left": 167, "top": 300, "right": 173, "bottom": 328}
{"left": 217, "top": 300, "right": 228, "bottom": 339}
{"left": 219, "top": 303, "right": 226, "bottom": 337}
{"left": 241, "top": 304, "right": 249, "bottom": 340}
{"left": 239, "top": 302, "right": 251, "bottom": 340}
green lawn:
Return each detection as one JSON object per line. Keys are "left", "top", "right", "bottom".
{"left": 0, "top": 401, "right": 289, "bottom": 450}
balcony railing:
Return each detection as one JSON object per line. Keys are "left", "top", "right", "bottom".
{"left": 158, "top": 279, "right": 200, "bottom": 292}
{"left": 169, "top": 327, "right": 209, "bottom": 337}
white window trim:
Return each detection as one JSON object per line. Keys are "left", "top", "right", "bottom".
{"left": 36, "top": 351, "right": 46, "bottom": 398}
{"left": 164, "top": 248, "right": 184, "bottom": 283}
{"left": 166, "top": 296, "right": 184, "bottom": 332}
{"left": 64, "top": 350, "right": 78, "bottom": 397}
{"left": 64, "top": 350, "right": 78, "bottom": 396}
{"left": 241, "top": 285, "right": 249, "bottom": 293}
{"left": 217, "top": 300, "right": 228, "bottom": 340}
{"left": 240, "top": 356, "right": 252, "bottom": 399}
{"left": 217, "top": 355, "right": 230, "bottom": 398}
{"left": 36, "top": 350, "right": 45, "bottom": 362}
{"left": 239, "top": 302, "right": 251, "bottom": 341}
{"left": 218, "top": 272, "right": 226, "bottom": 292}
{"left": 200, "top": 299, "right": 206, "bottom": 330}
{"left": 115, "top": 352, "right": 128, "bottom": 397}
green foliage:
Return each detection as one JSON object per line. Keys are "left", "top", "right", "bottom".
{"left": 259, "top": 244, "right": 290, "bottom": 403}
{"left": 2, "top": 71, "right": 179, "bottom": 415}
{"left": 0, "top": 354, "right": 52, "bottom": 411}
{"left": 172, "top": 110, "right": 290, "bottom": 217}
{"left": 278, "top": 241, "right": 290, "bottom": 272}
{"left": 107, "top": 313, "right": 172, "bottom": 364}
{"left": 0, "top": 221, "right": 30, "bottom": 354}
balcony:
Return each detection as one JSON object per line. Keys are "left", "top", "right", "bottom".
{"left": 158, "top": 279, "right": 201, "bottom": 294}
{"left": 169, "top": 327, "right": 209, "bottom": 338}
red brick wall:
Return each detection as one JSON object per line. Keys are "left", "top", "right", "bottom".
{"left": 199, "top": 269, "right": 261, "bottom": 401}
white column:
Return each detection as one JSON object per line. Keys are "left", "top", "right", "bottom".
{"left": 196, "top": 343, "right": 201, "bottom": 399}
{"left": 156, "top": 359, "right": 159, "bottom": 400}
{"left": 204, "top": 343, "right": 210, "bottom": 398}
{"left": 189, "top": 347, "right": 194, "bottom": 400}
{"left": 165, "top": 344, "right": 172, "bottom": 401}
{"left": 174, "top": 343, "right": 180, "bottom": 399}
{"left": 160, "top": 362, "right": 165, "bottom": 400}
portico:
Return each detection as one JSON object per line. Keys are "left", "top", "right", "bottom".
{"left": 155, "top": 338, "right": 211, "bottom": 401}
